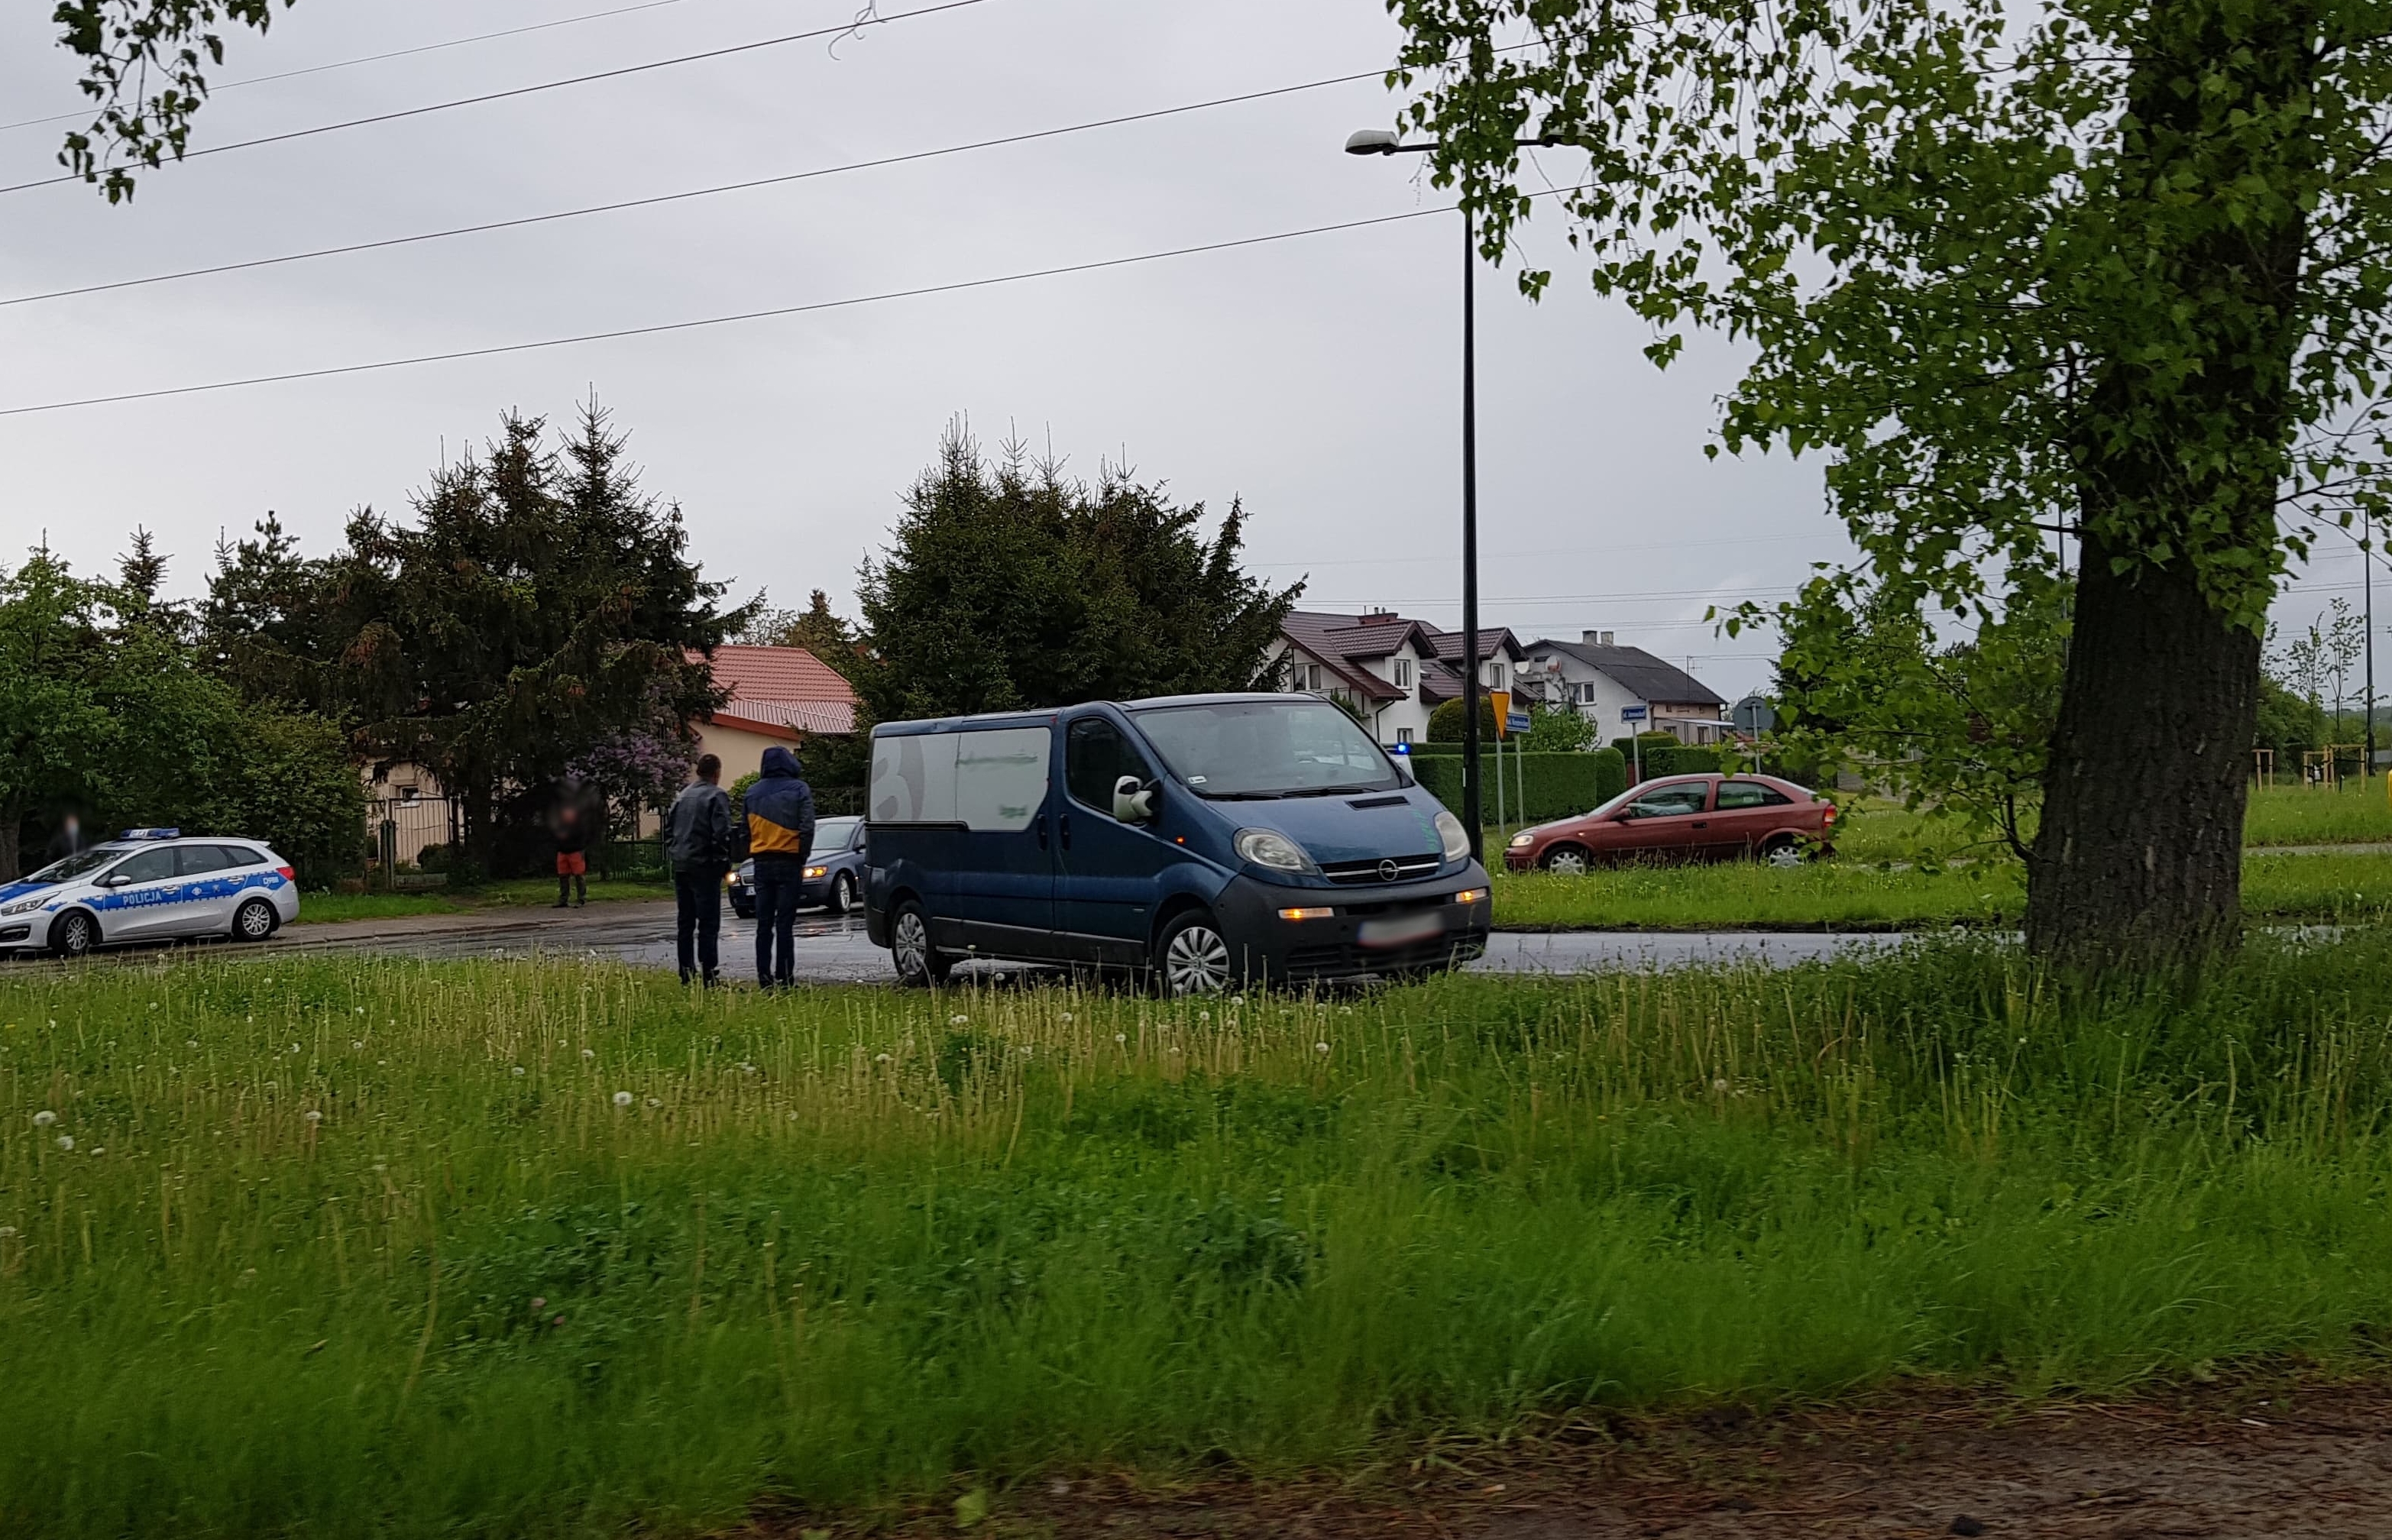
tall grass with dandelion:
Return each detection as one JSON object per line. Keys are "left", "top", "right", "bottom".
{"left": 5, "top": 942, "right": 2392, "bottom": 1535}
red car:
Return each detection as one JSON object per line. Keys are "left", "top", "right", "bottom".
{"left": 1502, "top": 773, "right": 1836, "bottom": 874}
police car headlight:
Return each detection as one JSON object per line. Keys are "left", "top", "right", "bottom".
{"left": 1434, "top": 810, "right": 1472, "bottom": 863}
{"left": 0, "top": 896, "right": 45, "bottom": 916}
{"left": 1233, "top": 828, "right": 1319, "bottom": 875}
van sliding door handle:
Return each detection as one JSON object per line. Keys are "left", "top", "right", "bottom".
{"left": 1059, "top": 814, "right": 1073, "bottom": 850}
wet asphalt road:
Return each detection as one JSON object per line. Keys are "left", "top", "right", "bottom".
{"left": 251, "top": 899, "right": 1908, "bottom": 984}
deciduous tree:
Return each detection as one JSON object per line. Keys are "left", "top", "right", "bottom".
{"left": 1387, "top": 0, "right": 2392, "bottom": 967}
{"left": 52, "top": 0, "right": 298, "bottom": 202}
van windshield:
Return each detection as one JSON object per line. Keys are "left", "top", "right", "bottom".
{"left": 1131, "top": 700, "right": 1398, "bottom": 798}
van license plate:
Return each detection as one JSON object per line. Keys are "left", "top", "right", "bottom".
{"left": 1358, "top": 911, "right": 1444, "bottom": 949}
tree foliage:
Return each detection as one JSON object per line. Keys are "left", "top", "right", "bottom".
{"left": 736, "top": 589, "right": 865, "bottom": 680}
{"left": 206, "top": 401, "right": 749, "bottom": 865}
{"left": 50, "top": 0, "right": 297, "bottom": 202}
{"left": 1384, "top": 0, "right": 2392, "bottom": 965}
{"left": 0, "top": 539, "right": 361, "bottom": 884}
{"left": 854, "top": 425, "right": 1302, "bottom": 722}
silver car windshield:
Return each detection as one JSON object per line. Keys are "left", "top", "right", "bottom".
{"left": 24, "top": 845, "right": 131, "bottom": 885}
{"left": 1131, "top": 700, "right": 1399, "bottom": 798}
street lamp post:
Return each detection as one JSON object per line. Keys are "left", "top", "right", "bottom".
{"left": 1347, "top": 128, "right": 1552, "bottom": 862}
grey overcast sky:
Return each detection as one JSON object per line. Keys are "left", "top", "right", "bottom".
{"left": 0, "top": 0, "right": 2376, "bottom": 704}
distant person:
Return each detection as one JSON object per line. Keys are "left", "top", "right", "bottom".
{"left": 44, "top": 812, "right": 91, "bottom": 867}
{"left": 664, "top": 753, "right": 733, "bottom": 986}
{"left": 549, "top": 778, "right": 595, "bottom": 909}
{"left": 743, "top": 745, "right": 817, "bottom": 989}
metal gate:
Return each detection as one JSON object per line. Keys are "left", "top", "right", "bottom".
{"left": 371, "top": 794, "right": 458, "bottom": 885}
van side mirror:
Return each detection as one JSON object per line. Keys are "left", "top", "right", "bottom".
{"left": 1113, "top": 775, "right": 1157, "bottom": 823}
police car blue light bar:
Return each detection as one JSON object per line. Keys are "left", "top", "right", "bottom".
{"left": 121, "top": 828, "right": 181, "bottom": 840}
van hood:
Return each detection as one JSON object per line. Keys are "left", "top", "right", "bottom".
{"left": 1215, "top": 788, "right": 1451, "bottom": 867}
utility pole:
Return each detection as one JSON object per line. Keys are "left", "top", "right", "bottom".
{"left": 1460, "top": 205, "right": 1484, "bottom": 859}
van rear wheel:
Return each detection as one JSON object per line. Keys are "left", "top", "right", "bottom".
{"left": 890, "top": 901, "right": 951, "bottom": 987}
{"left": 1156, "top": 911, "right": 1234, "bottom": 998}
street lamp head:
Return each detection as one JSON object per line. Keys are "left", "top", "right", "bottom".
{"left": 1344, "top": 128, "right": 1404, "bottom": 156}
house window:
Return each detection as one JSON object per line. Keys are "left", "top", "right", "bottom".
{"left": 1484, "top": 660, "right": 1506, "bottom": 688}
{"left": 1393, "top": 658, "right": 1413, "bottom": 689}
{"left": 1293, "top": 662, "right": 1323, "bottom": 691}
{"left": 1396, "top": 726, "right": 1414, "bottom": 746}
{"left": 1574, "top": 681, "right": 1598, "bottom": 705}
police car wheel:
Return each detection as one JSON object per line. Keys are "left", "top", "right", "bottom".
{"left": 50, "top": 911, "right": 97, "bottom": 959}
{"left": 234, "top": 898, "right": 278, "bottom": 942}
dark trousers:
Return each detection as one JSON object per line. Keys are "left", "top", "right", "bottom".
{"left": 752, "top": 857, "right": 804, "bottom": 986}
{"left": 673, "top": 865, "right": 725, "bottom": 983}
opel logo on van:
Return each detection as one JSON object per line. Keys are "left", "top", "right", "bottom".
{"left": 1377, "top": 859, "right": 1400, "bottom": 882}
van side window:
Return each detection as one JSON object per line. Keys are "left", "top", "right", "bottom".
{"left": 1067, "top": 719, "right": 1151, "bottom": 816}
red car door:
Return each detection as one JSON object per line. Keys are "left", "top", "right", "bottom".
{"left": 1710, "top": 778, "right": 1809, "bottom": 857}
{"left": 1591, "top": 778, "right": 1714, "bottom": 862}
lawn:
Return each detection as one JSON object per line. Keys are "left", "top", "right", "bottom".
{"left": 8, "top": 945, "right": 2392, "bottom": 1535}
{"left": 1492, "top": 848, "right": 2392, "bottom": 930}
{"left": 294, "top": 878, "right": 675, "bottom": 925}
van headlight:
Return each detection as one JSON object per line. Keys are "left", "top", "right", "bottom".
{"left": 1434, "top": 810, "right": 1471, "bottom": 863}
{"left": 1233, "top": 828, "right": 1319, "bottom": 875}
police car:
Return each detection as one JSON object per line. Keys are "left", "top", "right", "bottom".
{"left": 0, "top": 830, "right": 301, "bottom": 959}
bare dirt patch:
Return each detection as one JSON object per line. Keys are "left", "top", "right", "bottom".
{"left": 759, "top": 1380, "right": 2392, "bottom": 1538}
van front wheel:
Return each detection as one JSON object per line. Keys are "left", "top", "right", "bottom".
{"left": 1156, "top": 911, "right": 1234, "bottom": 998}
{"left": 890, "top": 901, "right": 951, "bottom": 987}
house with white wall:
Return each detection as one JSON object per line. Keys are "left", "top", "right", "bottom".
{"left": 1275, "top": 610, "right": 1528, "bottom": 746}
{"left": 1520, "top": 632, "right": 1728, "bottom": 743}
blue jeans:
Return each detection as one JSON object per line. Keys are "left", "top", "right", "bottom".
{"left": 673, "top": 866, "right": 724, "bottom": 983}
{"left": 752, "top": 858, "right": 804, "bottom": 986}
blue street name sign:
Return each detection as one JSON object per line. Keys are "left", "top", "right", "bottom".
{"left": 1620, "top": 704, "right": 1649, "bottom": 723}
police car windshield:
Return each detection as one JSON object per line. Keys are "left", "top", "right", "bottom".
{"left": 1131, "top": 700, "right": 1398, "bottom": 798}
{"left": 26, "top": 845, "right": 131, "bottom": 885}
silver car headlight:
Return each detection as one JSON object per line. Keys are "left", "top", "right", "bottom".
{"left": 0, "top": 895, "right": 46, "bottom": 916}
{"left": 1233, "top": 827, "right": 1319, "bottom": 875}
{"left": 1434, "top": 810, "right": 1472, "bottom": 863}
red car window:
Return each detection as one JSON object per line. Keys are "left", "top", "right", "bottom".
{"left": 1715, "top": 781, "right": 1793, "bottom": 810}
{"left": 1624, "top": 784, "right": 1710, "bottom": 818}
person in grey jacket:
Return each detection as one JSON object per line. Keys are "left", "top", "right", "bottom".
{"left": 664, "top": 753, "right": 733, "bottom": 985}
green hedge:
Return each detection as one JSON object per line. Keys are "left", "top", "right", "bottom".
{"left": 1410, "top": 747, "right": 1627, "bottom": 824}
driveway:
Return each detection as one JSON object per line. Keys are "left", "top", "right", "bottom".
{"left": 263, "top": 901, "right": 1905, "bottom": 982}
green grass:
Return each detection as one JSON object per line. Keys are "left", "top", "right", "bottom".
{"left": 8, "top": 946, "right": 2392, "bottom": 1535}
{"left": 2245, "top": 781, "right": 2392, "bottom": 846}
{"left": 1494, "top": 849, "right": 2392, "bottom": 931}
{"left": 293, "top": 878, "right": 675, "bottom": 926}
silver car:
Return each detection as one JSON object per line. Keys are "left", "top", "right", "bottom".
{"left": 0, "top": 830, "right": 302, "bottom": 958}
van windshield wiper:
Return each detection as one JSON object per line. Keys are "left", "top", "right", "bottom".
{"left": 1199, "top": 789, "right": 1290, "bottom": 800}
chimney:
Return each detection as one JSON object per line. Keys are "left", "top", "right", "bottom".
{"left": 1360, "top": 607, "right": 1400, "bottom": 625}
{"left": 1584, "top": 629, "right": 1616, "bottom": 646}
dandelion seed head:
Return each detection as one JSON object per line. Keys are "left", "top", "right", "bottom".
{"left": 511, "top": 1066, "right": 526, "bottom": 1077}
{"left": 612, "top": 1091, "right": 633, "bottom": 1108}
{"left": 1316, "top": 1042, "right": 1332, "bottom": 1055}
{"left": 351, "top": 1040, "right": 364, "bottom": 1050}
{"left": 186, "top": 1040, "right": 199, "bottom": 1049}
{"left": 949, "top": 1014, "right": 969, "bottom": 1026}
{"left": 303, "top": 1111, "right": 323, "bottom": 1124}
{"left": 1712, "top": 1078, "right": 1729, "bottom": 1092}
{"left": 55, "top": 1135, "right": 73, "bottom": 1151}
{"left": 1114, "top": 1033, "right": 1127, "bottom": 1043}
{"left": 874, "top": 1052, "right": 892, "bottom": 1064}
{"left": 0, "top": 1226, "right": 15, "bottom": 1238}
{"left": 645, "top": 1097, "right": 661, "bottom": 1108}
{"left": 31, "top": 1111, "right": 55, "bottom": 1128}
{"left": 531, "top": 1296, "right": 546, "bottom": 1311}
{"left": 581, "top": 1048, "right": 596, "bottom": 1060}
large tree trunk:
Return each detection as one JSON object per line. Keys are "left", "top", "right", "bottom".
{"left": 2028, "top": 545, "right": 2259, "bottom": 965}
{"left": 2025, "top": 2, "right": 2312, "bottom": 969}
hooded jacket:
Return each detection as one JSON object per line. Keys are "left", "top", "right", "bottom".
{"left": 745, "top": 745, "right": 817, "bottom": 867}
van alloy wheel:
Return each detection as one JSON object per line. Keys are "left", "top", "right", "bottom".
{"left": 52, "top": 911, "right": 96, "bottom": 958}
{"left": 891, "top": 903, "right": 949, "bottom": 985}
{"left": 1160, "top": 919, "right": 1232, "bottom": 997}
{"left": 1542, "top": 846, "right": 1591, "bottom": 877}
{"left": 235, "top": 898, "right": 277, "bottom": 942}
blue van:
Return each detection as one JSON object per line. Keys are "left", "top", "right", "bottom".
{"left": 863, "top": 693, "right": 1491, "bottom": 993}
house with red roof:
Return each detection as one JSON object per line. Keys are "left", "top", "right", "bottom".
{"left": 685, "top": 644, "right": 859, "bottom": 778}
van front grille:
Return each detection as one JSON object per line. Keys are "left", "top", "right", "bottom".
{"left": 1321, "top": 853, "right": 1442, "bottom": 885}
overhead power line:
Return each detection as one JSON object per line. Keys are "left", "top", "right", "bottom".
{"left": 0, "top": 202, "right": 1500, "bottom": 420}
{"left": 0, "top": 0, "right": 992, "bottom": 197}
{"left": 0, "top": 67, "right": 1397, "bottom": 312}
{"left": 0, "top": 0, "right": 711, "bottom": 137}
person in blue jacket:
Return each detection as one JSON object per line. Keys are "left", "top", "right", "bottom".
{"left": 743, "top": 745, "right": 817, "bottom": 988}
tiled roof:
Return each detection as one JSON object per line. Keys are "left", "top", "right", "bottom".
{"left": 1526, "top": 638, "right": 1726, "bottom": 707}
{"left": 686, "top": 644, "right": 859, "bottom": 733}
